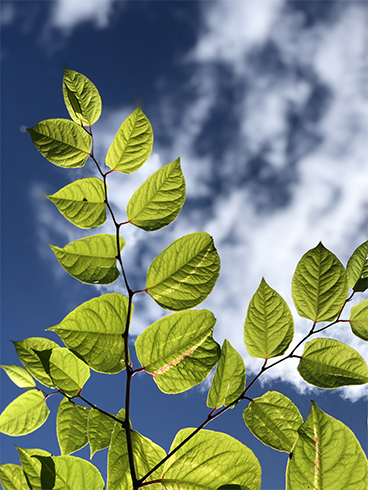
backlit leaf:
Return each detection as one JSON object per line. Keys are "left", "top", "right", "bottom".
{"left": 0, "top": 364, "right": 36, "bottom": 389}
{"left": 88, "top": 409, "right": 116, "bottom": 458}
{"left": 17, "top": 447, "right": 52, "bottom": 490}
{"left": 57, "top": 398, "right": 90, "bottom": 455}
{"left": 347, "top": 240, "right": 368, "bottom": 292}
{"left": 47, "top": 347, "right": 90, "bottom": 396}
{"left": 0, "top": 464, "right": 28, "bottom": 490}
{"left": 350, "top": 299, "right": 368, "bottom": 341}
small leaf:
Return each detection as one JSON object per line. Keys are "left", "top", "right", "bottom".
{"left": 48, "top": 177, "right": 106, "bottom": 229}
{"left": 127, "top": 158, "right": 186, "bottom": 231}
{"left": 0, "top": 365, "right": 36, "bottom": 389}
{"left": 27, "top": 119, "right": 91, "bottom": 168}
{"left": 286, "top": 401, "right": 368, "bottom": 489}
{"left": 50, "top": 234, "right": 125, "bottom": 284}
{"left": 0, "top": 464, "right": 29, "bottom": 490}
{"left": 243, "top": 391, "right": 303, "bottom": 452}
{"left": 47, "top": 347, "right": 90, "bottom": 396}
{"left": 17, "top": 447, "right": 52, "bottom": 490}
{"left": 146, "top": 232, "right": 221, "bottom": 311}
{"left": 88, "top": 409, "right": 116, "bottom": 458}
{"left": 48, "top": 293, "right": 131, "bottom": 374}
{"left": 347, "top": 240, "right": 368, "bottom": 292}
{"left": 244, "top": 278, "right": 294, "bottom": 359}
{"left": 0, "top": 390, "right": 49, "bottom": 436}
{"left": 106, "top": 108, "right": 153, "bottom": 174}
{"left": 297, "top": 338, "right": 368, "bottom": 388}
{"left": 292, "top": 242, "right": 348, "bottom": 322}
{"left": 63, "top": 69, "right": 102, "bottom": 126}
{"left": 207, "top": 340, "right": 245, "bottom": 409}
{"left": 350, "top": 299, "right": 368, "bottom": 341}
{"left": 57, "top": 398, "right": 90, "bottom": 455}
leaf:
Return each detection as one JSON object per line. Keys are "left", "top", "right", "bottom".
{"left": 161, "top": 429, "right": 261, "bottom": 490}
{"left": 27, "top": 119, "right": 91, "bottom": 168}
{"left": 106, "top": 108, "right": 153, "bottom": 174}
{"left": 207, "top": 339, "right": 245, "bottom": 409}
{"left": 47, "top": 347, "right": 90, "bottom": 396}
{"left": 88, "top": 409, "right": 116, "bottom": 458}
{"left": 0, "top": 364, "right": 36, "bottom": 389}
{"left": 347, "top": 241, "right": 368, "bottom": 292}
{"left": 17, "top": 447, "right": 52, "bottom": 490}
{"left": 135, "top": 310, "right": 220, "bottom": 394}
{"left": 286, "top": 401, "right": 368, "bottom": 490}
{"left": 53, "top": 455, "right": 105, "bottom": 489}
{"left": 297, "top": 338, "right": 368, "bottom": 388}
{"left": 57, "top": 398, "right": 90, "bottom": 455}
{"left": 244, "top": 278, "right": 294, "bottom": 359}
{"left": 0, "top": 390, "right": 49, "bottom": 436}
{"left": 0, "top": 464, "right": 29, "bottom": 490}
{"left": 63, "top": 69, "right": 102, "bottom": 126}
{"left": 292, "top": 242, "right": 348, "bottom": 322}
{"left": 12, "top": 337, "right": 59, "bottom": 387}
{"left": 48, "top": 178, "right": 106, "bottom": 229}
{"left": 350, "top": 299, "right": 368, "bottom": 341}
{"left": 146, "top": 232, "right": 221, "bottom": 311}
{"left": 126, "top": 158, "right": 186, "bottom": 231}
{"left": 48, "top": 293, "right": 131, "bottom": 373}
{"left": 50, "top": 234, "right": 125, "bottom": 285}
{"left": 243, "top": 391, "right": 303, "bottom": 453}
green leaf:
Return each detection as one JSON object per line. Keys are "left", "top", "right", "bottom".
{"left": 244, "top": 278, "right": 294, "bottom": 359}
{"left": 12, "top": 337, "right": 59, "bottom": 387}
{"left": 27, "top": 119, "right": 91, "bottom": 168}
{"left": 0, "top": 364, "right": 36, "bottom": 389}
{"left": 0, "top": 390, "right": 49, "bottom": 436}
{"left": 88, "top": 409, "right": 116, "bottom": 458}
{"left": 207, "top": 340, "right": 245, "bottom": 409}
{"left": 161, "top": 429, "right": 261, "bottom": 490}
{"left": 347, "top": 240, "right": 368, "bottom": 292}
{"left": 50, "top": 234, "right": 125, "bottom": 285}
{"left": 47, "top": 347, "right": 90, "bottom": 396}
{"left": 135, "top": 310, "right": 220, "bottom": 394}
{"left": 106, "top": 108, "right": 153, "bottom": 174}
{"left": 297, "top": 338, "right": 368, "bottom": 388}
{"left": 350, "top": 299, "right": 368, "bottom": 341}
{"left": 17, "top": 447, "right": 52, "bottom": 490}
{"left": 217, "top": 486, "right": 252, "bottom": 490}
{"left": 48, "top": 178, "right": 106, "bottom": 229}
{"left": 146, "top": 232, "right": 221, "bottom": 311}
{"left": 0, "top": 464, "right": 29, "bottom": 490}
{"left": 126, "top": 158, "right": 186, "bottom": 231}
{"left": 63, "top": 69, "right": 102, "bottom": 126}
{"left": 107, "top": 424, "right": 165, "bottom": 490}
{"left": 57, "top": 398, "right": 90, "bottom": 455}
{"left": 286, "top": 401, "right": 368, "bottom": 489}
{"left": 48, "top": 293, "right": 131, "bottom": 373}
{"left": 243, "top": 391, "right": 303, "bottom": 453}
{"left": 292, "top": 242, "right": 348, "bottom": 322}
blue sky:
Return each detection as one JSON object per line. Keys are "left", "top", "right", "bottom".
{"left": 1, "top": 1, "right": 367, "bottom": 489}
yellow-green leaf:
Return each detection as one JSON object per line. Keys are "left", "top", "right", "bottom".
{"left": 350, "top": 299, "right": 368, "bottom": 341}
{"left": 57, "top": 398, "right": 90, "bottom": 455}
{"left": 0, "top": 364, "right": 36, "bottom": 389}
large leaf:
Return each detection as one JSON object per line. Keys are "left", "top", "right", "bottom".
{"left": 17, "top": 447, "right": 52, "bottom": 490}
{"left": 0, "top": 464, "right": 29, "bottom": 490}
{"left": 126, "top": 158, "right": 185, "bottom": 231}
{"left": 0, "top": 390, "right": 49, "bottom": 436}
{"left": 0, "top": 364, "right": 36, "bottom": 389}
{"left": 57, "top": 398, "right": 90, "bottom": 455}
{"left": 88, "top": 409, "right": 116, "bottom": 458}
{"left": 207, "top": 340, "right": 245, "bottom": 409}
{"left": 27, "top": 119, "right": 91, "bottom": 168}
{"left": 48, "top": 293, "right": 131, "bottom": 373}
{"left": 12, "top": 337, "right": 59, "bottom": 387}
{"left": 346, "top": 240, "right": 368, "bottom": 292}
{"left": 243, "top": 391, "right": 303, "bottom": 453}
{"left": 292, "top": 242, "right": 348, "bottom": 322}
{"left": 161, "top": 429, "right": 261, "bottom": 490}
{"left": 135, "top": 310, "right": 220, "bottom": 394}
{"left": 146, "top": 232, "right": 221, "bottom": 311}
{"left": 46, "top": 347, "right": 90, "bottom": 396}
{"left": 297, "top": 338, "right": 368, "bottom": 388}
{"left": 50, "top": 234, "right": 125, "bottom": 284}
{"left": 286, "top": 401, "right": 368, "bottom": 489}
{"left": 244, "top": 278, "right": 294, "bottom": 358}
{"left": 106, "top": 108, "right": 153, "bottom": 174}
{"left": 48, "top": 177, "right": 106, "bottom": 229}
{"left": 350, "top": 299, "right": 368, "bottom": 341}
{"left": 63, "top": 69, "right": 102, "bottom": 126}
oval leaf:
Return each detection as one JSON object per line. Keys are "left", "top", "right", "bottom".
{"left": 297, "top": 338, "right": 368, "bottom": 388}
{"left": 146, "top": 232, "right": 221, "bottom": 311}
{"left": 17, "top": 447, "right": 52, "bottom": 490}
{"left": 243, "top": 391, "right": 303, "bottom": 453}
{"left": 127, "top": 158, "right": 185, "bottom": 231}
{"left": 286, "top": 401, "right": 368, "bottom": 489}
{"left": 0, "top": 364, "right": 36, "bottom": 389}
{"left": 27, "top": 119, "right": 91, "bottom": 168}
{"left": 292, "top": 242, "right": 348, "bottom": 322}
{"left": 50, "top": 234, "right": 125, "bottom": 284}
{"left": 350, "top": 299, "right": 368, "bottom": 341}
{"left": 48, "top": 177, "right": 106, "bottom": 229}
{"left": 0, "top": 390, "right": 49, "bottom": 436}
{"left": 53, "top": 455, "right": 105, "bottom": 490}
{"left": 244, "top": 278, "right": 294, "bottom": 358}
{"left": 48, "top": 347, "right": 90, "bottom": 396}
{"left": 88, "top": 409, "right": 116, "bottom": 458}
{"left": 0, "top": 464, "right": 28, "bottom": 490}
{"left": 57, "top": 398, "right": 90, "bottom": 455}
{"left": 106, "top": 108, "right": 153, "bottom": 174}
{"left": 347, "top": 240, "right": 368, "bottom": 292}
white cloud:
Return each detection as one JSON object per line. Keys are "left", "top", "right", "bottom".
{"left": 49, "top": 0, "right": 118, "bottom": 31}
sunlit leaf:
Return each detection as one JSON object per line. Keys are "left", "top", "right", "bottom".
{"left": 88, "top": 409, "right": 116, "bottom": 458}
{"left": 0, "top": 464, "right": 29, "bottom": 490}
{"left": 350, "top": 299, "right": 368, "bottom": 341}
{"left": 46, "top": 347, "right": 90, "bottom": 396}
{"left": 347, "top": 240, "right": 368, "bottom": 292}
{"left": 17, "top": 447, "right": 52, "bottom": 490}
{"left": 0, "top": 364, "right": 36, "bottom": 389}
{"left": 57, "top": 398, "right": 90, "bottom": 455}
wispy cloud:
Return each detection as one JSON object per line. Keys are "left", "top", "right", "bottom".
{"left": 49, "top": 0, "right": 118, "bottom": 32}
